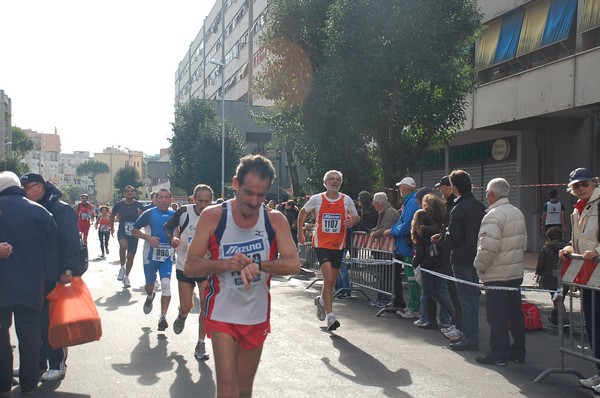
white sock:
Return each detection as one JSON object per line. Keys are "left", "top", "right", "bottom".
{"left": 198, "top": 338, "right": 204, "bottom": 344}
{"left": 327, "top": 312, "right": 334, "bottom": 319}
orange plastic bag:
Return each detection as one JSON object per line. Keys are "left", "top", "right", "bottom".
{"left": 47, "top": 276, "right": 102, "bottom": 349}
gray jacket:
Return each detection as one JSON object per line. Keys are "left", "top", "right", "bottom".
{"left": 370, "top": 202, "right": 400, "bottom": 238}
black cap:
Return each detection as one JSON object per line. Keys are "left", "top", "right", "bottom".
{"left": 435, "top": 176, "right": 451, "bottom": 188}
{"left": 20, "top": 172, "right": 46, "bottom": 186}
{"left": 568, "top": 168, "right": 593, "bottom": 186}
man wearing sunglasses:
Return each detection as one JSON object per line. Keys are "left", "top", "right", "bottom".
{"left": 559, "top": 167, "right": 600, "bottom": 391}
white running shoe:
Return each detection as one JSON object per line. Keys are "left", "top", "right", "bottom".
{"left": 41, "top": 369, "right": 66, "bottom": 381}
{"left": 117, "top": 266, "right": 125, "bottom": 281}
{"left": 122, "top": 275, "right": 130, "bottom": 288}
{"left": 314, "top": 296, "right": 326, "bottom": 321}
{"left": 580, "top": 374, "right": 600, "bottom": 389}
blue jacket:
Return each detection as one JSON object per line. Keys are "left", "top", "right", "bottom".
{"left": 390, "top": 192, "right": 419, "bottom": 257}
{"left": 0, "top": 186, "right": 57, "bottom": 311}
{"left": 39, "top": 182, "right": 86, "bottom": 280}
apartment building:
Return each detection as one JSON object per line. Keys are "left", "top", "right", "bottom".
{"left": 174, "top": 0, "right": 295, "bottom": 199}
{"left": 22, "top": 129, "right": 62, "bottom": 185}
{"left": 94, "top": 147, "right": 145, "bottom": 204}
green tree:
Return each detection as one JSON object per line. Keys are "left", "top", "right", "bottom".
{"left": 10, "top": 127, "right": 34, "bottom": 159}
{"left": 169, "top": 98, "right": 246, "bottom": 196}
{"left": 0, "top": 155, "right": 29, "bottom": 176}
{"left": 76, "top": 159, "right": 109, "bottom": 202}
{"left": 0, "top": 126, "right": 33, "bottom": 175}
{"left": 61, "top": 184, "right": 86, "bottom": 205}
{"left": 113, "top": 165, "right": 144, "bottom": 201}
{"left": 256, "top": 0, "right": 481, "bottom": 192}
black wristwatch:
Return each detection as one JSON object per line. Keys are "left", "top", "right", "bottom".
{"left": 252, "top": 254, "right": 262, "bottom": 271}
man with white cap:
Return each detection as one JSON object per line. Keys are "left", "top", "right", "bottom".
{"left": 385, "top": 177, "right": 420, "bottom": 318}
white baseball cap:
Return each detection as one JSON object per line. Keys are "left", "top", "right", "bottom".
{"left": 396, "top": 177, "right": 416, "bottom": 188}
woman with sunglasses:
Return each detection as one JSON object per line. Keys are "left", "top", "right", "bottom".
{"left": 559, "top": 167, "right": 600, "bottom": 391}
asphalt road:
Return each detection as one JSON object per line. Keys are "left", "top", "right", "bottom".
{"left": 8, "top": 232, "right": 599, "bottom": 397}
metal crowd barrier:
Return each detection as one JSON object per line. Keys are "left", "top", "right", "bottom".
{"left": 345, "top": 232, "right": 410, "bottom": 316}
{"left": 297, "top": 242, "right": 322, "bottom": 289}
{"left": 535, "top": 254, "right": 600, "bottom": 383}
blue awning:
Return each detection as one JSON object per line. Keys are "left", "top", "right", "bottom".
{"left": 541, "top": 0, "right": 577, "bottom": 46}
{"left": 493, "top": 9, "right": 525, "bottom": 64}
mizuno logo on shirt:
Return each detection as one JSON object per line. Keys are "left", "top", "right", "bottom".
{"left": 223, "top": 239, "right": 265, "bottom": 257}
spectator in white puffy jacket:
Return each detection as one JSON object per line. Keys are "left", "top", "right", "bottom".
{"left": 474, "top": 178, "right": 527, "bottom": 367}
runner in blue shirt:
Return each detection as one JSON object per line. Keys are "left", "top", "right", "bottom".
{"left": 132, "top": 188, "right": 175, "bottom": 331}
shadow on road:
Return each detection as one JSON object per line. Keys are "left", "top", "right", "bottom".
{"left": 322, "top": 334, "right": 413, "bottom": 397}
{"left": 94, "top": 289, "right": 138, "bottom": 311}
{"left": 169, "top": 353, "right": 216, "bottom": 396}
{"left": 111, "top": 327, "right": 174, "bottom": 385}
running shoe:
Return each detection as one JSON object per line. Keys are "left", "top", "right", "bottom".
{"left": 173, "top": 315, "right": 187, "bottom": 335}
{"left": 122, "top": 275, "right": 130, "bottom": 288}
{"left": 476, "top": 353, "right": 507, "bottom": 366}
{"left": 314, "top": 296, "right": 326, "bottom": 321}
{"left": 143, "top": 292, "right": 155, "bottom": 314}
{"left": 327, "top": 315, "right": 340, "bottom": 331}
{"left": 580, "top": 374, "right": 600, "bottom": 389}
{"left": 397, "top": 309, "right": 418, "bottom": 319}
{"left": 117, "top": 266, "right": 125, "bottom": 281}
{"left": 194, "top": 342, "right": 209, "bottom": 361}
{"left": 106, "top": 247, "right": 110, "bottom": 255}
{"left": 158, "top": 314, "right": 168, "bottom": 331}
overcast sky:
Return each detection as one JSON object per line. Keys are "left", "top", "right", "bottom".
{"left": 1, "top": 0, "right": 213, "bottom": 155}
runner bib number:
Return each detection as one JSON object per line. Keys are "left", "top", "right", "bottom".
{"left": 321, "top": 213, "right": 342, "bottom": 234}
{"left": 152, "top": 244, "right": 173, "bottom": 262}
{"left": 124, "top": 222, "right": 135, "bottom": 236}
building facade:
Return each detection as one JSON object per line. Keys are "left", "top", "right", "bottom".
{"left": 414, "top": 0, "right": 600, "bottom": 250}
{"left": 0, "top": 90, "right": 11, "bottom": 159}
{"left": 94, "top": 147, "right": 145, "bottom": 204}
{"left": 177, "top": 0, "right": 600, "bottom": 249}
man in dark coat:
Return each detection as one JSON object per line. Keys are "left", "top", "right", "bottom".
{"left": 21, "top": 172, "right": 85, "bottom": 382}
{"left": 442, "top": 170, "right": 485, "bottom": 351}
{"left": 0, "top": 171, "right": 56, "bottom": 394}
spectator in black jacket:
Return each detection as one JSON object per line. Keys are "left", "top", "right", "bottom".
{"left": 435, "top": 175, "right": 462, "bottom": 339}
{"left": 21, "top": 173, "right": 86, "bottom": 382}
{"left": 435, "top": 170, "right": 485, "bottom": 351}
{"left": 0, "top": 172, "right": 57, "bottom": 394}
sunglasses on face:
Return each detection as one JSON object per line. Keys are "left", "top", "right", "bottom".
{"left": 571, "top": 181, "right": 590, "bottom": 190}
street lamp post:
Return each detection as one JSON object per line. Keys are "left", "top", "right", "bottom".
{"left": 210, "top": 59, "right": 226, "bottom": 199}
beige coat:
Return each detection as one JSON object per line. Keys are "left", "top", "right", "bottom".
{"left": 474, "top": 198, "right": 527, "bottom": 283}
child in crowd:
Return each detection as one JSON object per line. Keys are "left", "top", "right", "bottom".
{"left": 535, "top": 227, "right": 569, "bottom": 325}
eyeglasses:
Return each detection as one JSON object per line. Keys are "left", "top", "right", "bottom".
{"left": 571, "top": 181, "right": 590, "bottom": 190}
